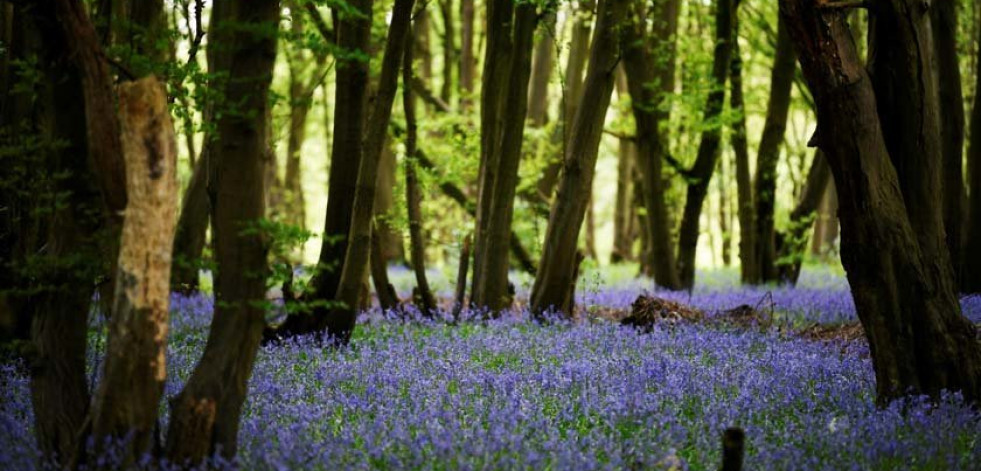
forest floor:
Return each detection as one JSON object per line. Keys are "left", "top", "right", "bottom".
{"left": 2, "top": 265, "right": 980, "bottom": 470}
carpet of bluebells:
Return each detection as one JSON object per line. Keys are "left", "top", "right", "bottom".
{"left": 2, "top": 266, "right": 980, "bottom": 470}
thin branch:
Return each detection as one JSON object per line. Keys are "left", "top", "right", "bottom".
{"left": 185, "top": 0, "right": 205, "bottom": 67}
{"left": 817, "top": 0, "right": 871, "bottom": 9}
{"left": 304, "top": 2, "right": 336, "bottom": 45}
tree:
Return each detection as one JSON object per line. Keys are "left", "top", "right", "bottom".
{"left": 165, "top": 0, "right": 279, "bottom": 462}
{"left": 780, "top": 0, "right": 981, "bottom": 404}
{"left": 965, "top": 16, "right": 981, "bottom": 293}
{"left": 530, "top": 0, "right": 627, "bottom": 316}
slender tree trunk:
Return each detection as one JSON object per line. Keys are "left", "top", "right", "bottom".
{"left": 171, "top": 150, "right": 210, "bottom": 292}
{"left": 753, "top": 18, "right": 796, "bottom": 283}
{"left": 404, "top": 26, "right": 437, "bottom": 314}
{"left": 932, "top": 0, "right": 966, "bottom": 288}
{"left": 776, "top": 150, "right": 831, "bottom": 285}
{"left": 414, "top": 8, "right": 434, "bottom": 82}
{"left": 165, "top": 0, "right": 279, "bottom": 462}
{"left": 729, "top": 12, "right": 756, "bottom": 283}
{"left": 89, "top": 77, "right": 177, "bottom": 466}
{"left": 967, "top": 18, "right": 981, "bottom": 293}
{"left": 612, "top": 71, "right": 637, "bottom": 264}
{"left": 781, "top": 0, "right": 981, "bottom": 404}
{"left": 325, "top": 0, "right": 415, "bottom": 344}
{"left": 472, "top": 1, "right": 537, "bottom": 313}
{"left": 718, "top": 157, "right": 732, "bottom": 266}
{"left": 531, "top": 0, "right": 626, "bottom": 316}
{"left": 621, "top": 0, "right": 682, "bottom": 289}
{"left": 459, "top": 0, "right": 475, "bottom": 108}
{"left": 438, "top": 0, "right": 455, "bottom": 104}
{"left": 676, "top": 0, "right": 735, "bottom": 289}
{"left": 537, "top": 0, "right": 593, "bottom": 200}
{"left": 369, "top": 221, "right": 400, "bottom": 310}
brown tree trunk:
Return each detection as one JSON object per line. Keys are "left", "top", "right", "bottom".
{"left": 472, "top": 1, "right": 537, "bottom": 313}
{"left": 729, "top": 11, "right": 756, "bottom": 284}
{"left": 404, "top": 27, "right": 437, "bottom": 315}
{"left": 325, "top": 0, "right": 415, "bottom": 344}
{"left": 370, "top": 221, "right": 401, "bottom": 311}
{"left": 967, "top": 19, "right": 981, "bottom": 293}
{"left": 621, "top": 0, "right": 682, "bottom": 290}
{"left": 676, "top": 0, "right": 735, "bottom": 289}
{"left": 165, "top": 0, "right": 279, "bottom": 463}
{"left": 531, "top": 0, "right": 626, "bottom": 316}
{"left": 781, "top": 0, "right": 981, "bottom": 404}
{"left": 718, "top": 157, "right": 732, "bottom": 266}
{"left": 776, "top": 150, "right": 831, "bottom": 285}
{"left": 89, "top": 77, "right": 177, "bottom": 466}
{"left": 612, "top": 72, "right": 637, "bottom": 264}
{"left": 438, "top": 0, "right": 455, "bottom": 104}
{"left": 172, "top": 150, "right": 210, "bottom": 293}
{"left": 459, "top": 0, "right": 475, "bottom": 108}
{"left": 753, "top": 18, "right": 796, "bottom": 284}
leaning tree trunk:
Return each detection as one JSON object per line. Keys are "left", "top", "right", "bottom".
{"left": 530, "top": 0, "right": 626, "bottom": 317}
{"left": 781, "top": 0, "right": 981, "bottom": 404}
{"left": 967, "top": 20, "right": 981, "bottom": 293}
{"left": 88, "top": 77, "right": 178, "bottom": 467}
{"left": 325, "top": 0, "right": 415, "bottom": 344}
{"left": 404, "top": 23, "right": 437, "bottom": 315}
{"left": 776, "top": 150, "right": 831, "bottom": 285}
{"left": 472, "top": 1, "right": 537, "bottom": 313}
{"left": 932, "top": 0, "right": 966, "bottom": 287}
{"left": 676, "top": 0, "right": 735, "bottom": 289}
{"left": 164, "top": 0, "right": 279, "bottom": 463}
{"left": 621, "top": 0, "right": 682, "bottom": 290}
{"left": 753, "top": 18, "right": 796, "bottom": 284}
{"left": 171, "top": 150, "right": 210, "bottom": 292}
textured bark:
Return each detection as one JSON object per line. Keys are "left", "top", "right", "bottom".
{"left": 459, "top": 0, "right": 476, "bottom": 108}
{"left": 868, "top": 0, "right": 954, "bottom": 291}
{"left": 967, "top": 19, "right": 981, "bottom": 293}
{"left": 326, "top": 0, "right": 414, "bottom": 344}
{"left": 776, "top": 150, "right": 831, "bottom": 285}
{"left": 782, "top": 0, "right": 981, "bottom": 404}
{"left": 676, "top": 0, "right": 735, "bottom": 289}
{"left": 531, "top": 0, "right": 626, "bottom": 316}
{"left": 472, "top": 1, "right": 537, "bottom": 313}
{"left": 404, "top": 28, "right": 437, "bottom": 315}
{"left": 621, "top": 0, "right": 682, "bottom": 289}
{"left": 933, "top": 0, "right": 966, "bottom": 287}
{"left": 164, "top": 0, "right": 278, "bottom": 463}
{"left": 729, "top": 12, "right": 756, "bottom": 284}
{"left": 537, "top": 0, "right": 593, "bottom": 200}
{"left": 89, "top": 77, "right": 177, "bottom": 466}
{"left": 753, "top": 19, "right": 796, "bottom": 283}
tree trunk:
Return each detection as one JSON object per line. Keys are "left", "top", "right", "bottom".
{"left": 404, "top": 27, "right": 437, "bottom": 315}
{"left": 932, "top": 0, "right": 966, "bottom": 287}
{"left": 171, "top": 150, "right": 210, "bottom": 292}
{"left": 612, "top": 72, "right": 637, "bottom": 264}
{"left": 530, "top": 0, "right": 626, "bottom": 316}
{"left": 729, "top": 11, "right": 756, "bottom": 284}
{"left": 753, "top": 18, "right": 796, "bottom": 284}
{"left": 459, "top": 0, "right": 475, "bottom": 108}
{"left": 776, "top": 150, "right": 831, "bottom": 285}
{"left": 676, "top": 0, "right": 735, "bottom": 289}
{"left": 781, "top": 0, "right": 981, "bottom": 404}
{"left": 89, "top": 77, "right": 177, "bottom": 466}
{"left": 164, "top": 0, "right": 278, "bottom": 463}
{"left": 472, "top": 1, "right": 537, "bottom": 313}
{"left": 370, "top": 221, "right": 401, "bottom": 311}
{"left": 438, "top": 0, "right": 455, "bottom": 104}
{"left": 718, "top": 157, "right": 732, "bottom": 266}
{"left": 967, "top": 19, "right": 981, "bottom": 293}
{"left": 537, "top": 0, "right": 593, "bottom": 201}
{"left": 621, "top": 0, "right": 682, "bottom": 290}
{"left": 325, "top": 0, "right": 414, "bottom": 344}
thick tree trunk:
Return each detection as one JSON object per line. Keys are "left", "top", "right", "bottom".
{"left": 164, "top": 0, "right": 278, "bottom": 463}
{"left": 89, "top": 77, "right": 177, "bottom": 466}
{"left": 781, "top": 0, "right": 981, "bottom": 404}
{"left": 753, "top": 19, "right": 796, "bottom": 284}
{"left": 676, "top": 0, "right": 735, "bottom": 289}
{"left": 729, "top": 12, "right": 756, "bottom": 283}
{"left": 531, "top": 0, "right": 626, "bottom": 316}
{"left": 621, "top": 0, "right": 682, "bottom": 289}
{"left": 932, "top": 0, "right": 966, "bottom": 287}
{"left": 325, "top": 0, "right": 415, "bottom": 344}
{"left": 404, "top": 28, "right": 437, "bottom": 315}
{"left": 967, "top": 20, "right": 981, "bottom": 293}
{"left": 472, "top": 1, "right": 537, "bottom": 313}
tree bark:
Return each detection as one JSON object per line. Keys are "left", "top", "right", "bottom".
{"left": 404, "top": 26, "right": 437, "bottom": 315}
{"left": 325, "top": 0, "right": 415, "bottom": 344}
{"left": 531, "top": 0, "right": 626, "bottom": 316}
{"left": 459, "top": 0, "right": 476, "bottom": 108}
{"left": 171, "top": 150, "right": 210, "bottom": 292}
{"left": 729, "top": 11, "right": 756, "bottom": 283}
{"left": 753, "top": 18, "right": 796, "bottom": 284}
{"left": 621, "top": 0, "right": 682, "bottom": 289}
{"left": 472, "top": 1, "right": 537, "bottom": 313}
{"left": 165, "top": 0, "right": 278, "bottom": 463}
{"left": 967, "top": 18, "right": 981, "bottom": 293}
{"left": 676, "top": 0, "right": 735, "bottom": 289}
{"left": 776, "top": 150, "right": 831, "bottom": 285}
{"left": 89, "top": 77, "right": 177, "bottom": 466}
{"left": 781, "top": 0, "right": 981, "bottom": 404}
{"left": 438, "top": 0, "right": 455, "bottom": 104}
{"left": 612, "top": 71, "right": 637, "bottom": 264}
